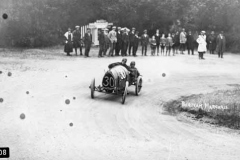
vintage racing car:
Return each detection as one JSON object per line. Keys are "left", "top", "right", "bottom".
{"left": 89, "top": 65, "right": 142, "bottom": 104}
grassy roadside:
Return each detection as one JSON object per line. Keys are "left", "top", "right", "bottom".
{"left": 163, "top": 86, "right": 240, "bottom": 129}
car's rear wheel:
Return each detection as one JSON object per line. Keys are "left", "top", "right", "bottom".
{"left": 90, "top": 78, "right": 95, "bottom": 99}
{"left": 135, "top": 77, "right": 142, "bottom": 96}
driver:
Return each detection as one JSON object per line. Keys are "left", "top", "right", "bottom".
{"left": 108, "top": 58, "right": 131, "bottom": 71}
{"left": 129, "top": 61, "right": 140, "bottom": 84}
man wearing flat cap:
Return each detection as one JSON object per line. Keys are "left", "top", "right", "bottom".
{"left": 128, "top": 27, "right": 136, "bottom": 56}
{"left": 141, "top": 29, "right": 149, "bottom": 56}
{"left": 108, "top": 26, "right": 117, "bottom": 56}
{"left": 72, "top": 25, "right": 83, "bottom": 56}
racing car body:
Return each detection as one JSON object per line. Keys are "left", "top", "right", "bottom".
{"left": 90, "top": 65, "right": 142, "bottom": 104}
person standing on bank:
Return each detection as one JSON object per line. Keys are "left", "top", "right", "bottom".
{"left": 172, "top": 31, "right": 180, "bottom": 55}
{"left": 72, "top": 26, "right": 83, "bottom": 56}
{"left": 160, "top": 34, "right": 166, "bottom": 55}
{"left": 103, "top": 28, "right": 110, "bottom": 56}
{"left": 216, "top": 31, "right": 226, "bottom": 58}
{"left": 166, "top": 33, "right": 173, "bottom": 56}
{"left": 150, "top": 35, "right": 157, "bottom": 56}
{"left": 98, "top": 29, "right": 105, "bottom": 57}
{"left": 64, "top": 28, "right": 73, "bottom": 56}
{"left": 179, "top": 28, "right": 187, "bottom": 54}
{"left": 207, "top": 31, "right": 217, "bottom": 54}
{"left": 133, "top": 31, "right": 139, "bottom": 57}
{"left": 155, "top": 29, "right": 161, "bottom": 56}
{"left": 128, "top": 27, "right": 136, "bottom": 56}
{"left": 108, "top": 26, "right": 117, "bottom": 56}
{"left": 83, "top": 28, "right": 92, "bottom": 57}
{"left": 122, "top": 28, "right": 130, "bottom": 56}
{"left": 141, "top": 30, "right": 149, "bottom": 56}
{"left": 186, "top": 31, "right": 195, "bottom": 55}
{"left": 115, "top": 27, "right": 122, "bottom": 56}
{"left": 196, "top": 31, "right": 207, "bottom": 60}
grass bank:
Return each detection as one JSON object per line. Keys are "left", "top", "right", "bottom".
{"left": 164, "top": 86, "right": 240, "bottom": 129}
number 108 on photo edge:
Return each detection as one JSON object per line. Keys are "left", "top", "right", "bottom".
{"left": 0, "top": 148, "right": 10, "bottom": 158}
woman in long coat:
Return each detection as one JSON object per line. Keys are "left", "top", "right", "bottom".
{"left": 64, "top": 28, "right": 73, "bottom": 56}
{"left": 196, "top": 31, "right": 207, "bottom": 60}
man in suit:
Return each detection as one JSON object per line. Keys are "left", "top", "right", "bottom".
{"left": 84, "top": 28, "right": 92, "bottom": 57}
{"left": 133, "top": 31, "right": 139, "bottom": 57}
{"left": 216, "top": 31, "right": 226, "bottom": 58}
{"left": 121, "top": 28, "right": 130, "bottom": 56}
{"left": 115, "top": 27, "right": 122, "bottom": 56}
{"left": 98, "top": 29, "right": 105, "bottom": 57}
{"left": 72, "top": 26, "right": 83, "bottom": 56}
{"left": 128, "top": 27, "right": 136, "bottom": 56}
{"left": 108, "top": 26, "right": 117, "bottom": 56}
{"left": 179, "top": 28, "right": 187, "bottom": 54}
{"left": 186, "top": 31, "right": 195, "bottom": 55}
{"left": 141, "top": 29, "right": 149, "bottom": 56}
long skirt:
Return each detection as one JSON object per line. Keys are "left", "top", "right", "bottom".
{"left": 64, "top": 42, "right": 73, "bottom": 53}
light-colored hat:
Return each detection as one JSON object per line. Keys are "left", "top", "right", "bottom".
{"left": 75, "top": 25, "right": 80, "bottom": 28}
{"left": 112, "top": 26, "right": 116, "bottom": 29}
{"left": 201, "top": 30, "right": 206, "bottom": 34}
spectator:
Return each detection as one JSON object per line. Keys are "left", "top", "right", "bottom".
{"left": 133, "top": 31, "right": 140, "bottom": 57}
{"left": 166, "top": 33, "right": 173, "bottom": 56}
{"left": 172, "top": 31, "right": 179, "bottom": 55}
{"left": 122, "top": 28, "right": 130, "bottom": 56}
{"left": 141, "top": 29, "right": 149, "bottom": 56}
{"left": 64, "top": 27, "right": 73, "bottom": 56}
{"left": 115, "top": 27, "right": 122, "bottom": 56}
{"left": 103, "top": 28, "right": 110, "bottom": 56}
{"left": 150, "top": 35, "right": 157, "bottom": 56}
{"left": 186, "top": 31, "right": 195, "bottom": 55}
{"left": 207, "top": 31, "right": 217, "bottom": 54}
{"left": 98, "top": 29, "right": 105, "bottom": 57}
{"left": 160, "top": 34, "right": 166, "bottom": 55}
{"left": 128, "top": 27, "right": 136, "bottom": 56}
{"left": 108, "top": 26, "right": 117, "bottom": 56}
{"left": 179, "top": 28, "right": 187, "bottom": 54}
{"left": 155, "top": 29, "right": 161, "bottom": 56}
{"left": 83, "top": 28, "right": 92, "bottom": 57}
{"left": 216, "top": 31, "right": 226, "bottom": 58}
{"left": 193, "top": 31, "right": 199, "bottom": 50}
{"left": 72, "top": 25, "right": 83, "bottom": 56}
{"left": 196, "top": 30, "right": 207, "bottom": 60}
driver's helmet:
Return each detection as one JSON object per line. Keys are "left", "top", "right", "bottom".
{"left": 130, "top": 61, "right": 135, "bottom": 67}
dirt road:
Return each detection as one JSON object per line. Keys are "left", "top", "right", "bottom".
{"left": 1, "top": 48, "right": 240, "bottom": 160}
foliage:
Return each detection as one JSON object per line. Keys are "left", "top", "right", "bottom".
{"left": 0, "top": 0, "right": 240, "bottom": 51}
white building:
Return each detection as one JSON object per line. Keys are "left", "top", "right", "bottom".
{"left": 81, "top": 20, "right": 113, "bottom": 46}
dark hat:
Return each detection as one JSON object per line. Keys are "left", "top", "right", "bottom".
{"left": 130, "top": 61, "right": 135, "bottom": 65}
{"left": 122, "top": 58, "right": 127, "bottom": 62}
